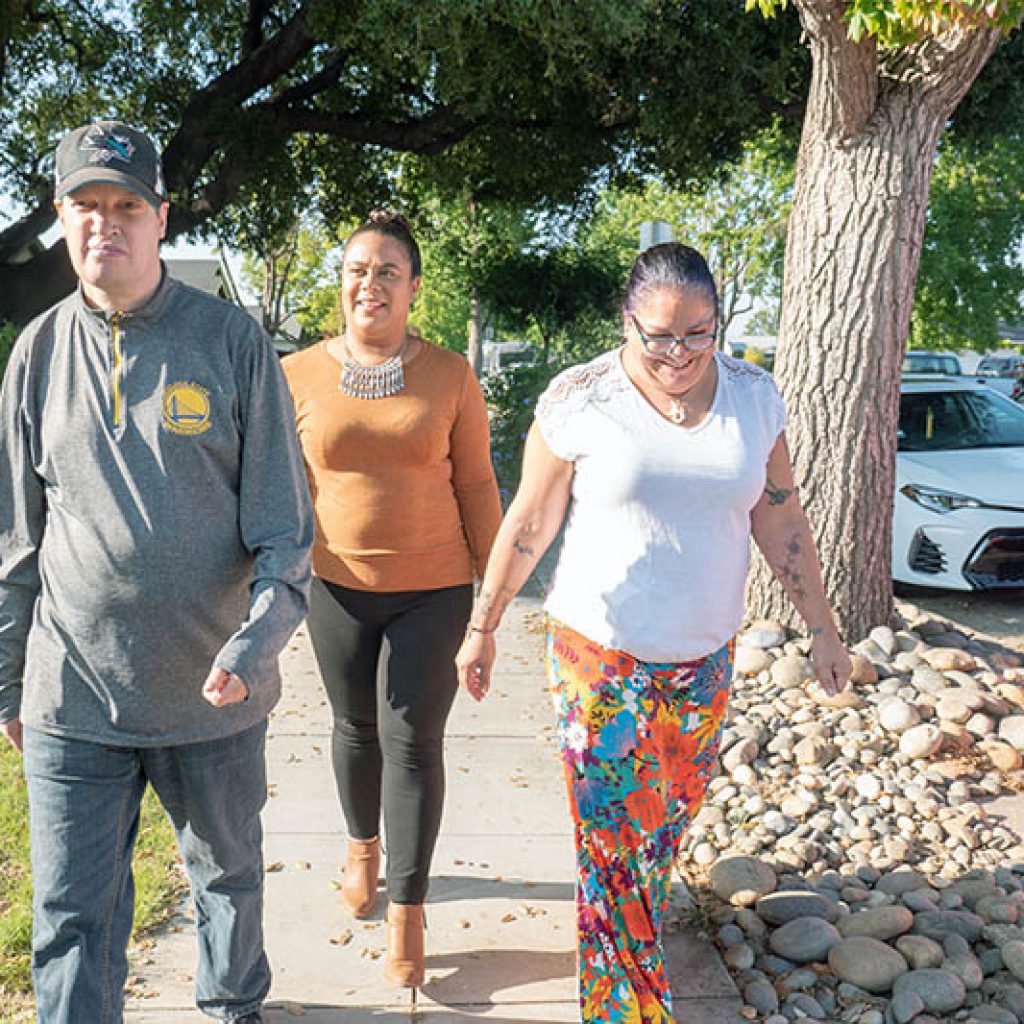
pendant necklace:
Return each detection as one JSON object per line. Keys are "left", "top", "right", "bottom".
{"left": 667, "top": 397, "right": 687, "bottom": 425}
{"left": 338, "top": 335, "right": 407, "bottom": 399}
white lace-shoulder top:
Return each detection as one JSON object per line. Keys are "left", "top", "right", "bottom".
{"left": 535, "top": 347, "right": 785, "bottom": 661}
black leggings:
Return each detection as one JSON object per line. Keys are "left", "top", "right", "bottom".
{"left": 306, "top": 577, "right": 473, "bottom": 905}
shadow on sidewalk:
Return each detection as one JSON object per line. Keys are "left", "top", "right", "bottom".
{"left": 424, "top": 876, "right": 573, "bottom": 907}
{"left": 422, "top": 947, "right": 578, "bottom": 1009}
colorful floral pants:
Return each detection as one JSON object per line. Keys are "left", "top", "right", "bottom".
{"left": 547, "top": 620, "right": 734, "bottom": 1024}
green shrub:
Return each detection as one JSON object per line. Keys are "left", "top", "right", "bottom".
{"left": 484, "top": 360, "right": 559, "bottom": 502}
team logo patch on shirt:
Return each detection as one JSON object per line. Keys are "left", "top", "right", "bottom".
{"left": 162, "top": 381, "right": 211, "bottom": 435}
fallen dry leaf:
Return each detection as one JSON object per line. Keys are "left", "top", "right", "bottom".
{"left": 330, "top": 931, "right": 353, "bottom": 946}
{"left": 281, "top": 1001, "right": 308, "bottom": 1016}
{"left": 265, "top": 861, "right": 285, "bottom": 873}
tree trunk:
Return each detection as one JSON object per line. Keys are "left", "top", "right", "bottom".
{"left": 466, "top": 287, "right": 483, "bottom": 376}
{"left": 0, "top": 242, "right": 76, "bottom": 326}
{"left": 745, "top": 8, "right": 1001, "bottom": 642}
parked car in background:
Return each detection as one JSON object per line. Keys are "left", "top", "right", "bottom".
{"left": 975, "top": 353, "right": 1024, "bottom": 397}
{"left": 482, "top": 340, "right": 537, "bottom": 377}
{"left": 902, "top": 350, "right": 963, "bottom": 375}
{"left": 894, "top": 376, "right": 1024, "bottom": 589}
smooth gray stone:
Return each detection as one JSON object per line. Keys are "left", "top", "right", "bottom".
{"left": 761, "top": 954, "right": 797, "bottom": 974}
{"left": 839, "top": 905, "right": 914, "bottom": 941}
{"left": 725, "top": 942, "right": 756, "bottom": 970}
{"left": 979, "top": 947, "right": 1004, "bottom": 976}
{"left": 996, "top": 983, "right": 1024, "bottom": 1022}
{"left": 785, "top": 992, "right": 826, "bottom": 1018}
{"left": 770, "top": 917, "right": 842, "bottom": 964}
{"left": 969, "top": 1006, "right": 1020, "bottom": 1024}
{"left": 711, "top": 854, "right": 778, "bottom": 906}
{"left": 737, "top": 907, "right": 769, "bottom": 938}
{"left": 891, "top": 989, "right": 926, "bottom": 1024}
{"left": 985, "top": 924, "right": 1024, "bottom": 946}
{"left": 718, "top": 923, "right": 747, "bottom": 946}
{"left": 896, "top": 934, "right": 944, "bottom": 970}
{"left": 816, "top": 989, "right": 837, "bottom": 1014}
{"left": 903, "top": 891, "right": 940, "bottom": 913}
{"left": 911, "top": 910, "right": 985, "bottom": 942}
{"left": 952, "top": 878, "right": 1002, "bottom": 910}
{"left": 1003, "top": 940, "right": 1024, "bottom": 983}
{"left": 977, "top": 897, "right": 1021, "bottom": 925}
{"left": 891, "top": 968, "right": 967, "bottom": 1014}
{"left": 782, "top": 967, "right": 819, "bottom": 991}
{"left": 877, "top": 870, "right": 930, "bottom": 895}
{"left": 943, "top": 952, "right": 984, "bottom": 991}
{"left": 759, "top": 891, "right": 837, "bottom": 925}
{"left": 828, "top": 936, "right": 909, "bottom": 994}
{"left": 744, "top": 979, "right": 780, "bottom": 1015}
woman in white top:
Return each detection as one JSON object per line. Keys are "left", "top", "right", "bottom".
{"left": 455, "top": 242, "right": 851, "bottom": 1024}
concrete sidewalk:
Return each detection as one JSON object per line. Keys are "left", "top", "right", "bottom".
{"left": 124, "top": 596, "right": 743, "bottom": 1023}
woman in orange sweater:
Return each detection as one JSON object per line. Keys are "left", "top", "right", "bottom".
{"left": 283, "top": 210, "right": 502, "bottom": 991}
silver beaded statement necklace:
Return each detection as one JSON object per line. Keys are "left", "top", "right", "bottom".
{"left": 338, "top": 337, "right": 407, "bottom": 399}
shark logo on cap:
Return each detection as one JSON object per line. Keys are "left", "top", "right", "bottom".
{"left": 80, "top": 126, "right": 137, "bottom": 165}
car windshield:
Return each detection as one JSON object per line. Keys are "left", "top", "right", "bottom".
{"left": 977, "top": 358, "right": 1019, "bottom": 377}
{"left": 903, "top": 353, "right": 959, "bottom": 374}
{"left": 899, "top": 389, "right": 1024, "bottom": 451}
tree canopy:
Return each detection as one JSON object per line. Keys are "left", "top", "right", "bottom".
{"left": 0, "top": 0, "right": 808, "bottom": 326}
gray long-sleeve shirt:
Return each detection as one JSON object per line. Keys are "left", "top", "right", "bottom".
{"left": 0, "top": 270, "right": 313, "bottom": 745}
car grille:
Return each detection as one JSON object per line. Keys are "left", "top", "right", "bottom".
{"left": 908, "top": 530, "right": 947, "bottom": 574}
{"left": 964, "top": 529, "right": 1024, "bottom": 588}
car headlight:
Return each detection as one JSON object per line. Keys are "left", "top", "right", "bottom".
{"left": 899, "top": 484, "right": 982, "bottom": 514}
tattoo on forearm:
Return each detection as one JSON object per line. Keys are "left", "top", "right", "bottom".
{"left": 471, "top": 587, "right": 514, "bottom": 629}
{"left": 512, "top": 536, "right": 535, "bottom": 556}
{"left": 764, "top": 476, "right": 793, "bottom": 506}
{"left": 776, "top": 533, "right": 809, "bottom": 603}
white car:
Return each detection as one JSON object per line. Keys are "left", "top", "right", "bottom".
{"left": 893, "top": 376, "right": 1024, "bottom": 589}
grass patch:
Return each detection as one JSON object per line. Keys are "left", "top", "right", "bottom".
{"left": 0, "top": 741, "right": 185, "bottom": 1019}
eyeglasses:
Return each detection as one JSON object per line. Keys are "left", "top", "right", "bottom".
{"left": 631, "top": 314, "right": 717, "bottom": 355}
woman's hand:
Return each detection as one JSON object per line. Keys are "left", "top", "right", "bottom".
{"left": 809, "top": 629, "right": 853, "bottom": 696}
{"left": 456, "top": 631, "right": 497, "bottom": 701}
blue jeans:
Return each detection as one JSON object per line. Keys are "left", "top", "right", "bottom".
{"left": 23, "top": 722, "right": 271, "bottom": 1023}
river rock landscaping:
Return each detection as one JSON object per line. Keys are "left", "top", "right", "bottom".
{"left": 678, "top": 602, "right": 1024, "bottom": 1024}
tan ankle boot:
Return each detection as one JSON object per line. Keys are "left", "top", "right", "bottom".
{"left": 339, "top": 837, "right": 380, "bottom": 918}
{"left": 384, "top": 903, "right": 425, "bottom": 987}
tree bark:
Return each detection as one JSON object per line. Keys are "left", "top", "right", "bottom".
{"left": 745, "top": 5, "right": 1001, "bottom": 641}
{"left": 466, "top": 288, "right": 483, "bottom": 377}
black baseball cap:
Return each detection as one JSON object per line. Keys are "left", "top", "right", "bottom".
{"left": 54, "top": 121, "right": 167, "bottom": 209}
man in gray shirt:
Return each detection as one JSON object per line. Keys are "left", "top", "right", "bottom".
{"left": 0, "top": 121, "right": 313, "bottom": 1024}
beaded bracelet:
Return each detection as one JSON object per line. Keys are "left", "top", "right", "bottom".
{"left": 467, "top": 624, "right": 496, "bottom": 635}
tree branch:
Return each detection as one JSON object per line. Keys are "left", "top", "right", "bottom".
{"left": 271, "top": 50, "right": 350, "bottom": 105}
{"left": 792, "top": 0, "right": 878, "bottom": 140}
{"left": 162, "top": 0, "right": 352, "bottom": 191}
{"left": 884, "top": 22, "right": 1003, "bottom": 117}
{"left": 274, "top": 104, "right": 477, "bottom": 156}
{"left": 0, "top": 199, "right": 57, "bottom": 263}
{"left": 240, "top": 0, "right": 273, "bottom": 57}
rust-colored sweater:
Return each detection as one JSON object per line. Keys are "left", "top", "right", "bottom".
{"left": 283, "top": 340, "right": 502, "bottom": 592}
